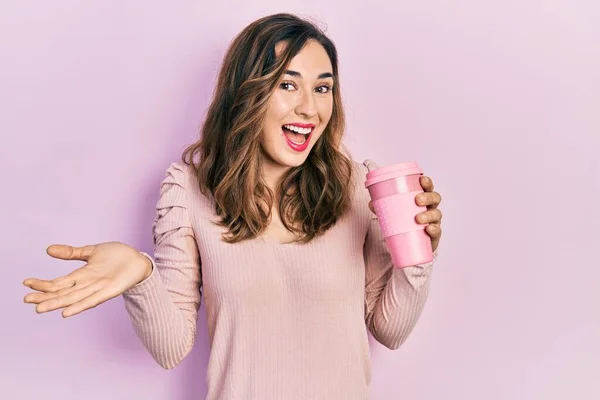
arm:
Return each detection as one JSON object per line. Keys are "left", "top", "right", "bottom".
{"left": 122, "top": 163, "right": 202, "bottom": 369}
{"left": 361, "top": 160, "right": 438, "bottom": 350}
{"left": 363, "top": 216, "right": 438, "bottom": 350}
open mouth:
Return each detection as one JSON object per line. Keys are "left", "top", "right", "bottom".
{"left": 282, "top": 124, "right": 314, "bottom": 151}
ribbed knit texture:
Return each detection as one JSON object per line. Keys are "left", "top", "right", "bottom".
{"left": 122, "top": 160, "right": 438, "bottom": 400}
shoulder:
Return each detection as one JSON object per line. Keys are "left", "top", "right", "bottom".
{"left": 161, "top": 161, "right": 195, "bottom": 185}
{"left": 159, "top": 161, "right": 213, "bottom": 210}
{"left": 159, "top": 161, "right": 207, "bottom": 200}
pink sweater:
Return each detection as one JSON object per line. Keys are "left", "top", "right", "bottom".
{"left": 122, "top": 160, "right": 437, "bottom": 400}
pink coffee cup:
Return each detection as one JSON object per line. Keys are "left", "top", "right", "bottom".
{"left": 365, "top": 162, "right": 433, "bottom": 268}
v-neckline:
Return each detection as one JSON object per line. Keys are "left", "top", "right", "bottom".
{"left": 259, "top": 234, "right": 302, "bottom": 247}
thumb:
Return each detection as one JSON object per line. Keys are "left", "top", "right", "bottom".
{"left": 368, "top": 200, "right": 375, "bottom": 214}
{"left": 46, "top": 244, "right": 95, "bottom": 261}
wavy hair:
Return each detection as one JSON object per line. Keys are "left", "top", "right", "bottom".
{"left": 182, "top": 13, "right": 354, "bottom": 244}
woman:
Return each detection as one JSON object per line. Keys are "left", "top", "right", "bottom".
{"left": 23, "top": 13, "right": 443, "bottom": 399}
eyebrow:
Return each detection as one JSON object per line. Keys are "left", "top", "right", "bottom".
{"left": 284, "top": 70, "right": 334, "bottom": 80}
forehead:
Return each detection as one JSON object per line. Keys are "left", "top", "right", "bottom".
{"left": 275, "top": 40, "right": 333, "bottom": 77}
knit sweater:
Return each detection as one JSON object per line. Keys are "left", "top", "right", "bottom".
{"left": 122, "top": 160, "right": 437, "bottom": 400}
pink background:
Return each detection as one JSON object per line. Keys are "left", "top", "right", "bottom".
{"left": 2, "top": 1, "right": 599, "bottom": 399}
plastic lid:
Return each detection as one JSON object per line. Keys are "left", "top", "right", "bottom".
{"left": 365, "top": 162, "right": 423, "bottom": 187}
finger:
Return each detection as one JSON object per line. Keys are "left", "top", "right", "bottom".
{"left": 416, "top": 209, "right": 443, "bottom": 224}
{"left": 63, "top": 286, "right": 120, "bottom": 318}
{"left": 416, "top": 191, "right": 442, "bottom": 208}
{"left": 46, "top": 244, "right": 95, "bottom": 261}
{"left": 23, "top": 263, "right": 91, "bottom": 292}
{"left": 420, "top": 176, "right": 434, "bottom": 192}
{"left": 24, "top": 281, "right": 87, "bottom": 304}
{"left": 368, "top": 201, "right": 375, "bottom": 214}
{"left": 425, "top": 223, "right": 442, "bottom": 239}
{"left": 23, "top": 275, "right": 78, "bottom": 293}
{"left": 35, "top": 281, "right": 104, "bottom": 314}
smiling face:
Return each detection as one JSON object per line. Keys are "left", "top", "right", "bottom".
{"left": 259, "top": 39, "right": 335, "bottom": 180}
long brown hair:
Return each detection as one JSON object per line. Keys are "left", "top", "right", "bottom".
{"left": 182, "top": 13, "right": 355, "bottom": 244}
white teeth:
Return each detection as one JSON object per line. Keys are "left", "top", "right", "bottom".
{"left": 283, "top": 124, "right": 312, "bottom": 135}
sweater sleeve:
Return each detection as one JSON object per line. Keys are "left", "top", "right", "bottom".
{"left": 122, "top": 162, "right": 202, "bottom": 369}
{"left": 361, "top": 160, "right": 438, "bottom": 350}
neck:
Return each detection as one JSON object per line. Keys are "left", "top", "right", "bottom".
{"left": 260, "top": 157, "right": 291, "bottom": 195}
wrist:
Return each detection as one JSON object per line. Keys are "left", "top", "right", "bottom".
{"left": 137, "top": 253, "right": 154, "bottom": 283}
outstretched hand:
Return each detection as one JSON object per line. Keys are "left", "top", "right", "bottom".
{"left": 23, "top": 242, "right": 153, "bottom": 318}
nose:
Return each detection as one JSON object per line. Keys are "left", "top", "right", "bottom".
{"left": 294, "top": 89, "right": 318, "bottom": 118}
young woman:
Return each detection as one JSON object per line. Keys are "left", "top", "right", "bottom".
{"left": 23, "top": 13, "right": 443, "bottom": 399}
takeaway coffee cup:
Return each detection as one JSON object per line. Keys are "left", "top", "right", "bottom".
{"left": 365, "top": 162, "right": 433, "bottom": 268}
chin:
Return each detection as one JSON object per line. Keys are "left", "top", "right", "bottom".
{"left": 276, "top": 152, "right": 310, "bottom": 168}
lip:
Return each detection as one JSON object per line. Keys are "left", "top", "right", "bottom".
{"left": 283, "top": 122, "right": 316, "bottom": 129}
{"left": 282, "top": 126, "right": 314, "bottom": 152}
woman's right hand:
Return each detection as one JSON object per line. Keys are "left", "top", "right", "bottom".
{"left": 23, "top": 242, "right": 153, "bottom": 318}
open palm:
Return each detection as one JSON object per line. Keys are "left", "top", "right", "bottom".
{"left": 23, "top": 241, "right": 152, "bottom": 318}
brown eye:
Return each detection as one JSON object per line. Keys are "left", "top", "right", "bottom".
{"left": 280, "top": 81, "right": 296, "bottom": 91}
{"left": 316, "top": 85, "right": 332, "bottom": 94}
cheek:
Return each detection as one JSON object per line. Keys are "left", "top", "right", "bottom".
{"left": 319, "top": 96, "right": 333, "bottom": 119}
{"left": 261, "top": 96, "right": 287, "bottom": 144}
{"left": 267, "top": 92, "right": 295, "bottom": 122}
{"left": 316, "top": 99, "right": 334, "bottom": 133}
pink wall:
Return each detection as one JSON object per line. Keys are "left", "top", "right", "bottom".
{"left": 2, "top": 1, "right": 599, "bottom": 399}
